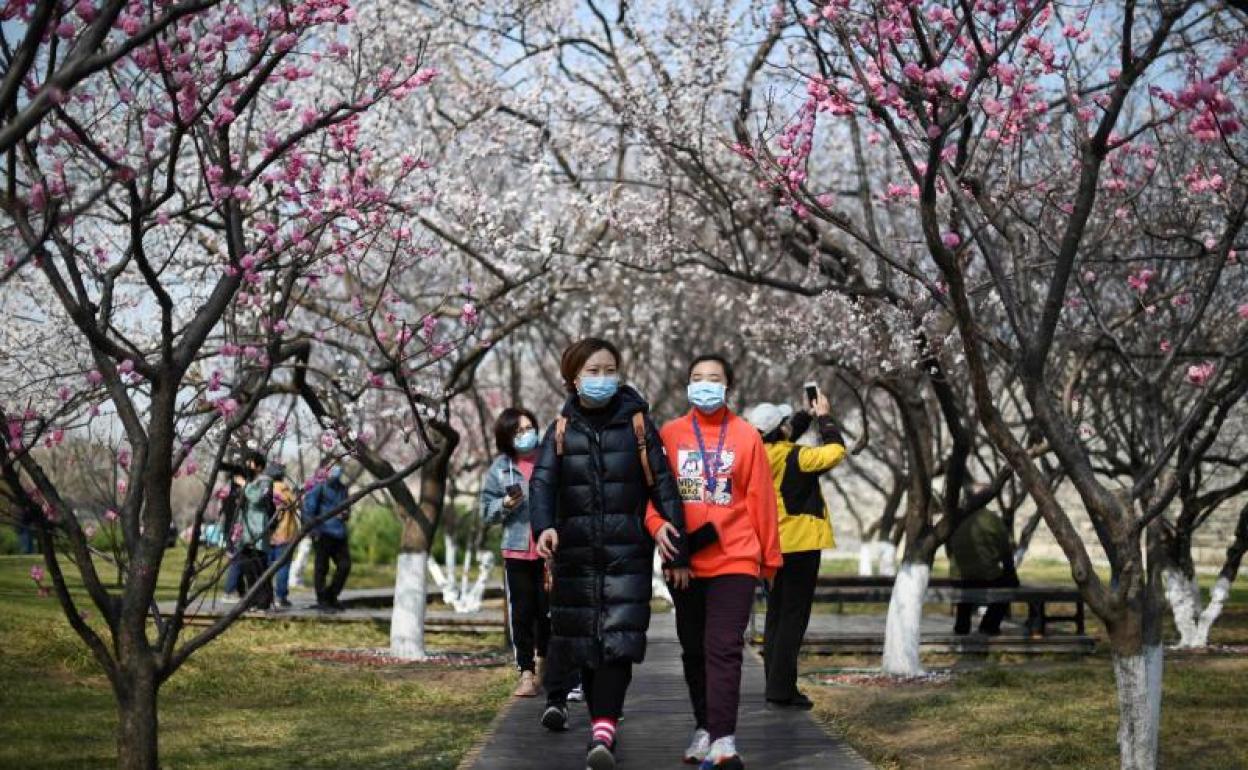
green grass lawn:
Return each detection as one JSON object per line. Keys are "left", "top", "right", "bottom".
{"left": 805, "top": 557, "right": 1248, "bottom": 769}
{"left": 7, "top": 546, "right": 1246, "bottom": 770}
{"left": 0, "top": 552, "right": 511, "bottom": 770}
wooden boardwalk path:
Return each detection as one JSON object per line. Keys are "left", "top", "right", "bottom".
{"left": 459, "top": 612, "right": 873, "bottom": 770}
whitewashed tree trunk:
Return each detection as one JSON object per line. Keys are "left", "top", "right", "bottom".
{"left": 1162, "top": 567, "right": 1203, "bottom": 648}
{"left": 426, "top": 535, "right": 494, "bottom": 613}
{"left": 390, "top": 551, "right": 430, "bottom": 660}
{"left": 288, "top": 538, "right": 313, "bottom": 590}
{"left": 1194, "top": 576, "right": 1231, "bottom": 647}
{"left": 858, "top": 543, "right": 874, "bottom": 576}
{"left": 877, "top": 541, "right": 897, "bottom": 577}
{"left": 882, "top": 561, "right": 929, "bottom": 675}
{"left": 1113, "top": 645, "right": 1163, "bottom": 770}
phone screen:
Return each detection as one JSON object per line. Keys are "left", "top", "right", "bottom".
{"left": 804, "top": 383, "right": 818, "bottom": 404}
{"left": 506, "top": 483, "right": 522, "bottom": 498}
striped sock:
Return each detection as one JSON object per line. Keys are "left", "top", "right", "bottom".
{"left": 591, "top": 718, "right": 617, "bottom": 746}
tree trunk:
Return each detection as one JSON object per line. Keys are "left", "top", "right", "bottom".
{"left": 115, "top": 666, "right": 159, "bottom": 770}
{"left": 1161, "top": 566, "right": 1203, "bottom": 648}
{"left": 876, "top": 539, "right": 897, "bottom": 576}
{"left": 858, "top": 540, "right": 898, "bottom": 576}
{"left": 1192, "top": 576, "right": 1231, "bottom": 648}
{"left": 881, "top": 560, "right": 929, "bottom": 675}
{"left": 388, "top": 423, "right": 458, "bottom": 659}
{"left": 390, "top": 530, "right": 430, "bottom": 660}
{"left": 857, "top": 542, "right": 874, "bottom": 576}
{"left": 1112, "top": 644, "right": 1163, "bottom": 770}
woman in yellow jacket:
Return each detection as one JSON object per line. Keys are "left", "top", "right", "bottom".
{"left": 744, "top": 390, "right": 846, "bottom": 709}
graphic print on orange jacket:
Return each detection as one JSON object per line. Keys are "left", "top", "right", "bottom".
{"left": 646, "top": 407, "right": 783, "bottom": 580}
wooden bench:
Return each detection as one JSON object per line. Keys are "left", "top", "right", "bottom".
{"left": 759, "top": 575, "right": 1087, "bottom": 636}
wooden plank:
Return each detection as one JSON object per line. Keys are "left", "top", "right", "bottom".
{"left": 799, "top": 586, "right": 1083, "bottom": 603}
{"left": 798, "top": 638, "right": 1095, "bottom": 655}
{"left": 459, "top": 613, "right": 874, "bottom": 769}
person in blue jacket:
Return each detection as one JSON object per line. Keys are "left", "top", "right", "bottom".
{"left": 303, "top": 464, "right": 352, "bottom": 611}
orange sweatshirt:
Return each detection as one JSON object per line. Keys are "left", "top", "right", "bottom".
{"left": 646, "top": 408, "right": 783, "bottom": 580}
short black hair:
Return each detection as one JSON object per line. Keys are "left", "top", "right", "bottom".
{"left": 244, "top": 449, "right": 266, "bottom": 469}
{"left": 687, "top": 353, "right": 735, "bottom": 388}
{"left": 494, "top": 407, "right": 539, "bottom": 457}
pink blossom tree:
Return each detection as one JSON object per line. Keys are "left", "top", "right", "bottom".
{"left": 763, "top": 2, "right": 1248, "bottom": 767}
{"left": 0, "top": 4, "right": 446, "bottom": 768}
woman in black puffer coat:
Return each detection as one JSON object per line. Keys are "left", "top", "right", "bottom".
{"left": 530, "top": 337, "right": 688, "bottom": 769}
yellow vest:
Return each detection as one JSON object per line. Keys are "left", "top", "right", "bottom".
{"left": 763, "top": 440, "right": 845, "bottom": 553}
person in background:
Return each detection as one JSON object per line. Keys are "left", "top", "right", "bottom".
{"left": 480, "top": 406, "right": 548, "bottom": 697}
{"left": 745, "top": 389, "right": 846, "bottom": 711}
{"left": 236, "top": 451, "right": 275, "bottom": 610}
{"left": 221, "top": 451, "right": 262, "bottom": 605}
{"left": 947, "top": 490, "right": 1022, "bottom": 636}
{"left": 648, "top": 354, "right": 782, "bottom": 770}
{"left": 303, "top": 463, "right": 352, "bottom": 612}
{"left": 266, "top": 463, "right": 299, "bottom": 610}
{"left": 530, "top": 337, "right": 688, "bottom": 770}
{"left": 16, "top": 503, "right": 38, "bottom": 555}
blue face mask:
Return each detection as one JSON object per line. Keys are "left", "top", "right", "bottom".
{"left": 578, "top": 375, "right": 619, "bottom": 405}
{"left": 514, "top": 429, "right": 539, "bottom": 454}
{"left": 687, "top": 381, "right": 727, "bottom": 412}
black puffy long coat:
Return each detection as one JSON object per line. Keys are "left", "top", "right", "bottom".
{"left": 529, "top": 386, "right": 686, "bottom": 667}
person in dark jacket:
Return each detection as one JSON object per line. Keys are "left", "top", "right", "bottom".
{"left": 530, "top": 337, "right": 688, "bottom": 770}
{"left": 946, "top": 495, "right": 1021, "bottom": 636}
{"left": 303, "top": 463, "right": 352, "bottom": 612}
{"left": 221, "top": 450, "right": 263, "bottom": 605}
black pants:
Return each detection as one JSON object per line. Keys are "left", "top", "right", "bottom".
{"left": 314, "top": 536, "right": 351, "bottom": 603}
{"left": 580, "top": 662, "right": 632, "bottom": 720}
{"left": 543, "top": 650, "right": 583, "bottom": 707}
{"left": 954, "top": 573, "right": 1017, "bottom": 635}
{"left": 672, "top": 574, "right": 757, "bottom": 740}
{"left": 237, "top": 547, "right": 272, "bottom": 609}
{"left": 764, "top": 549, "right": 821, "bottom": 701}
{"left": 504, "top": 558, "right": 551, "bottom": 673}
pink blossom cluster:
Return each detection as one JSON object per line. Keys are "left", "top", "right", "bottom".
{"left": 1185, "top": 361, "right": 1216, "bottom": 387}
{"left": 1127, "top": 269, "right": 1156, "bottom": 294}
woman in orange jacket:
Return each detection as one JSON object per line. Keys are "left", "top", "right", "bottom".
{"left": 646, "top": 354, "right": 782, "bottom": 770}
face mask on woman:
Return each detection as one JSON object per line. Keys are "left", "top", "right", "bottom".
{"left": 514, "top": 429, "right": 539, "bottom": 454}
{"left": 687, "top": 381, "right": 727, "bottom": 413}
{"left": 578, "top": 375, "right": 619, "bottom": 405}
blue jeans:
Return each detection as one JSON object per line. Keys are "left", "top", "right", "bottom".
{"left": 224, "top": 551, "right": 242, "bottom": 595}
{"left": 16, "top": 525, "right": 36, "bottom": 555}
{"left": 268, "top": 543, "right": 292, "bottom": 601}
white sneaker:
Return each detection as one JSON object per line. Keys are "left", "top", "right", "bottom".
{"left": 699, "top": 735, "right": 743, "bottom": 769}
{"left": 568, "top": 684, "right": 585, "bottom": 702}
{"left": 220, "top": 595, "right": 239, "bottom": 605}
{"left": 683, "top": 728, "right": 711, "bottom": 763}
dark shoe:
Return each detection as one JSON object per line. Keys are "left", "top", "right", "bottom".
{"left": 275, "top": 598, "right": 292, "bottom": 609}
{"left": 312, "top": 602, "right": 342, "bottom": 614}
{"left": 540, "top": 704, "right": 569, "bottom": 732}
{"left": 586, "top": 740, "right": 616, "bottom": 770}
{"left": 327, "top": 598, "right": 346, "bottom": 611}
{"left": 766, "top": 692, "right": 814, "bottom": 710}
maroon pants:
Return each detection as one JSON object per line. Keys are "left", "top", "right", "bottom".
{"left": 671, "top": 574, "right": 757, "bottom": 741}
